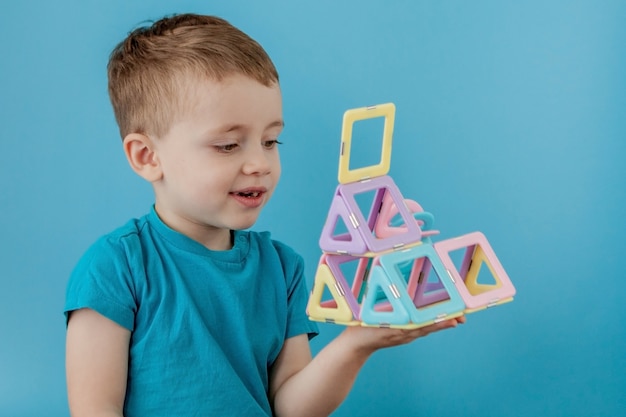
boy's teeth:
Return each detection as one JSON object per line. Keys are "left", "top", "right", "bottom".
{"left": 239, "top": 192, "right": 260, "bottom": 197}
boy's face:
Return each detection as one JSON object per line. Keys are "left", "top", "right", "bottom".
{"left": 151, "top": 74, "right": 283, "bottom": 248}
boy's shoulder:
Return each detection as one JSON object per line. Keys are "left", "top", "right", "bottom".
{"left": 96, "top": 214, "right": 149, "bottom": 244}
{"left": 247, "top": 230, "right": 301, "bottom": 259}
{"left": 101, "top": 215, "right": 150, "bottom": 243}
{"left": 250, "top": 229, "right": 294, "bottom": 251}
{"left": 77, "top": 212, "right": 304, "bottom": 272}
{"left": 75, "top": 213, "right": 151, "bottom": 266}
{"left": 245, "top": 230, "right": 305, "bottom": 278}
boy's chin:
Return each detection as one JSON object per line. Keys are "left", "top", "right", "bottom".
{"left": 229, "top": 218, "right": 259, "bottom": 231}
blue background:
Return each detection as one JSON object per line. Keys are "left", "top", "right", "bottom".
{"left": 1, "top": 1, "right": 624, "bottom": 416}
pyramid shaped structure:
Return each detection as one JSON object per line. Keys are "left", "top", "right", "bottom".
{"left": 306, "top": 103, "right": 516, "bottom": 329}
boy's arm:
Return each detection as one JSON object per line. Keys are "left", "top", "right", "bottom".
{"left": 66, "top": 308, "right": 130, "bottom": 417}
{"left": 270, "top": 317, "right": 464, "bottom": 417}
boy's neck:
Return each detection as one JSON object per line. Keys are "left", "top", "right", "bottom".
{"left": 153, "top": 204, "right": 234, "bottom": 251}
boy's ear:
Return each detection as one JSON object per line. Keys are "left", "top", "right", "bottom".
{"left": 123, "top": 133, "right": 162, "bottom": 182}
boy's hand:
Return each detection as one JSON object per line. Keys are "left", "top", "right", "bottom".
{"left": 339, "top": 315, "right": 466, "bottom": 355}
{"left": 271, "top": 316, "right": 465, "bottom": 417}
{"left": 271, "top": 316, "right": 465, "bottom": 416}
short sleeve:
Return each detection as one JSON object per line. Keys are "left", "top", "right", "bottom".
{"left": 272, "top": 240, "right": 319, "bottom": 340}
{"left": 64, "top": 235, "right": 139, "bottom": 330}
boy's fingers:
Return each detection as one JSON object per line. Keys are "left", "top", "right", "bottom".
{"left": 406, "top": 316, "right": 466, "bottom": 338}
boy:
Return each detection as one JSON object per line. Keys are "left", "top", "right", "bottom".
{"left": 64, "top": 13, "right": 464, "bottom": 417}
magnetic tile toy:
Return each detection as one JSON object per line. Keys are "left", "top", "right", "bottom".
{"left": 307, "top": 103, "right": 515, "bottom": 328}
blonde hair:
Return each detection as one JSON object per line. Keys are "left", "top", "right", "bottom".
{"left": 107, "top": 14, "right": 279, "bottom": 138}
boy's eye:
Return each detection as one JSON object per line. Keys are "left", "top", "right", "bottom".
{"left": 215, "top": 143, "right": 239, "bottom": 153}
{"left": 263, "top": 139, "right": 283, "bottom": 149}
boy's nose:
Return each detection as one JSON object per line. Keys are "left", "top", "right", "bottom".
{"left": 242, "top": 146, "right": 272, "bottom": 175}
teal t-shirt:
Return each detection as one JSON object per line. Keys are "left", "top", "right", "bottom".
{"left": 65, "top": 208, "right": 318, "bottom": 416}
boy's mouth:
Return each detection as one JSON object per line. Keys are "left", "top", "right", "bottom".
{"left": 230, "top": 187, "right": 267, "bottom": 208}
{"left": 236, "top": 191, "right": 261, "bottom": 198}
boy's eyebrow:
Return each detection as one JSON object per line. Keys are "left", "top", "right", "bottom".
{"left": 267, "top": 120, "right": 285, "bottom": 129}
{"left": 218, "top": 120, "right": 285, "bottom": 133}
